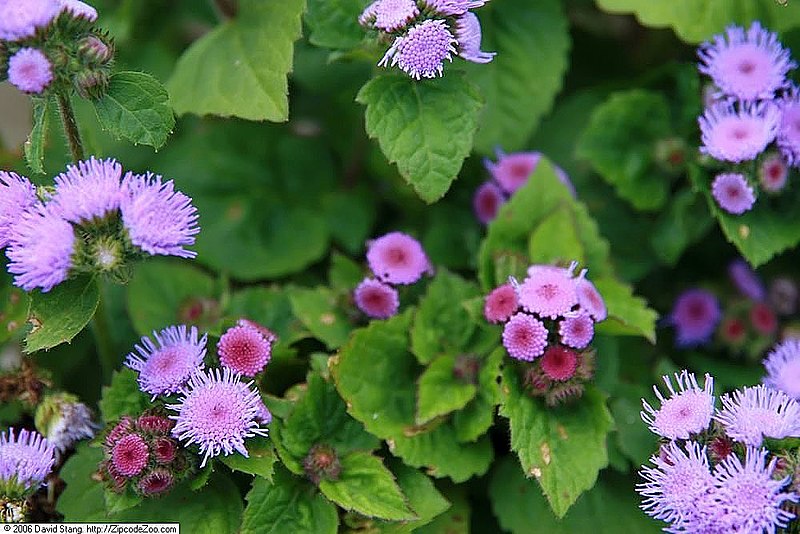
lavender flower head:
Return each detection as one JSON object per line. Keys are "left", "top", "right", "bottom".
{"left": 454, "top": 12, "right": 495, "bottom": 64}
{"left": 379, "top": 19, "right": 457, "bottom": 79}
{"left": 35, "top": 394, "right": 97, "bottom": 454}
{"left": 759, "top": 152, "right": 789, "bottom": 192}
{"left": 516, "top": 264, "right": 578, "bottom": 319}
{"left": 125, "top": 325, "right": 207, "bottom": 398}
{"left": 420, "top": 0, "right": 489, "bottom": 16}
{"left": 0, "top": 171, "right": 37, "bottom": 249}
{"left": 7, "top": 48, "right": 54, "bottom": 94}
{"left": 485, "top": 150, "right": 575, "bottom": 196}
{"left": 715, "top": 384, "right": 800, "bottom": 446}
{"left": 502, "top": 312, "right": 548, "bottom": 361}
{"left": 559, "top": 312, "right": 594, "bottom": 349}
{"left": 699, "top": 101, "right": 779, "bottom": 163}
{"left": 354, "top": 278, "right": 400, "bottom": 319}
{"left": 473, "top": 181, "right": 505, "bottom": 224}
{"left": 0, "top": 428, "right": 56, "bottom": 495}
{"left": 669, "top": 288, "right": 721, "bottom": 347}
{"left": 728, "top": 258, "right": 766, "bottom": 301}
{"left": 58, "top": 0, "right": 98, "bottom": 21}
{"left": 120, "top": 172, "right": 200, "bottom": 258}
{"left": 763, "top": 339, "right": 800, "bottom": 399}
{"left": 712, "top": 172, "right": 756, "bottom": 215}
{"left": 50, "top": 157, "right": 123, "bottom": 224}
{"left": 5, "top": 204, "right": 76, "bottom": 292}
{"left": 698, "top": 22, "right": 796, "bottom": 102}
{"left": 778, "top": 90, "right": 800, "bottom": 167}
{"left": 362, "top": 0, "right": 419, "bottom": 32}
{"left": 641, "top": 370, "right": 715, "bottom": 440}
{"left": 167, "top": 367, "right": 269, "bottom": 467}
{"left": 0, "top": 0, "right": 61, "bottom": 41}
{"left": 366, "top": 231, "right": 430, "bottom": 285}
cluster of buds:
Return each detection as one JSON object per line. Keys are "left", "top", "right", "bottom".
{"left": 99, "top": 411, "right": 193, "bottom": 497}
{"left": 484, "top": 261, "right": 607, "bottom": 405}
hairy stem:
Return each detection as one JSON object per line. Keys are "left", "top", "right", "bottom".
{"left": 56, "top": 91, "right": 85, "bottom": 162}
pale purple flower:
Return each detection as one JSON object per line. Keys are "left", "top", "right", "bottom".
{"left": 167, "top": 367, "right": 269, "bottom": 467}
{"left": 419, "top": 0, "right": 488, "bottom": 16}
{"left": 728, "top": 259, "right": 765, "bottom": 301}
{"left": 0, "top": 428, "right": 56, "bottom": 493}
{"left": 502, "top": 312, "right": 548, "bottom": 361}
{"left": 8, "top": 48, "right": 53, "bottom": 94}
{"left": 759, "top": 152, "right": 790, "bottom": 191}
{"left": 125, "top": 325, "right": 207, "bottom": 398}
{"left": 699, "top": 101, "right": 780, "bottom": 163}
{"left": 0, "top": 0, "right": 61, "bottom": 41}
{"left": 358, "top": 1, "right": 379, "bottom": 27}
{"left": 712, "top": 173, "right": 756, "bottom": 215}
{"left": 484, "top": 149, "right": 576, "bottom": 196}
{"left": 120, "top": 172, "right": 200, "bottom": 258}
{"left": 473, "top": 181, "right": 505, "bottom": 225}
{"left": 354, "top": 278, "right": 400, "bottom": 319}
{"left": 366, "top": 231, "right": 430, "bottom": 285}
{"left": 217, "top": 323, "right": 273, "bottom": 377}
{"left": 5, "top": 203, "right": 75, "bottom": 292}
{"left": 484, "top": 283, "right": 518, "bottom": 324}
{"left": 454, "top": 12, "right": 495, "bottom": 64}
{"left": 40, "top": 397, "right": 97, "bottom": 454}
{"left": 559, "top": 313, "right": 594, "bottom": 349}
{"left": 777, "top": 90, "right": 800, "bottom": 167}
{"left": 698, "top": 22, "right": 795, "bottom": 102}
{"left": 576, "top": 276, "right": 606, "bottom": 322}
{"left": 768, "top": 277, "right": 797, "bottom": 315}
{"left": 49, "top": 157, "right": 123, "bottom": 224}
{"left": 379, "top": 19, "right": 457, "bottom": 79}
{"left": 715, "top": 385, "right": 800, "bottom": 446}
{"left": 669, "top": 288, "right": 721, "bottom": 347}
{"left": 641, "top": 371, "right": 715, "bottom": 440}
{"left": 58, "top": 0, "right": 97, "bottom": 20}
{"left": 516, "top": 265, "right": 578, "bottom": 319}
{"left": 764, "top": 339, "right": 800, "bottom": 399}
{"left": 0, "top": 171, "right": 37, "bottom": 249}
{"left": 369, "top": 0, "right": 419, "bottom": 32}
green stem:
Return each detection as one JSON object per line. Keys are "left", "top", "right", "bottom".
{"left": 91, "top": 291, "right": 116, "bottom": 381}
{"left": 56, "top": 91, "right": 85, "bottom": 162}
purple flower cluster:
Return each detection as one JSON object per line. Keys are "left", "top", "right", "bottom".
{"left": 0, "top": 427, "right": 56, "bottom": 499}
{"left": 697, "top": 22, "right": 799, "bottom": 215}
{"left": 473, "top": 149, "right": 575, "bottom": 225}
{"left": 0, "top": 158, "right": 200, "bottom": 293}
{"left": 359, "top": 0, "right": 494, "bottom": 79}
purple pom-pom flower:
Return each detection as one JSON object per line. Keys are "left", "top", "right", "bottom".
{"left": 559, "top": 312, "right": 594, "bottom": 349}
{"left": 354, "top": 278, "right": 400, "bottom": 319}
{"left": 728, "top": 258, "right": 765, "bottom": 301}
{"left": 454, "top": 12, "right": 495, "bottom": 64}
{"left": 8, "top": 48, "right": 54, "bottom": 94}
{"left": 759, "top": 152, "right": 790, "bottom": 192}
{"left": 50, "top": 157, "right": 123, "bottom": 224}
{"left": 0, "top": 0, "right": 61, "bottom": 41}
{"left": 379, "top": 19, "right": 457, "bottom": 79}
{"left": 366, "top": 231, "right": 430, "bottom": 285}
{"left": 473, "top": 181, "right": 505, "bottom": 225}
{"left": 699, "top": 101, "right": 779, "bottom": 163}
{"left": 0, "top": 428, "right": 56, "bottom": 495}
{"left": 363, "top": 0, "right": 419, "bottom": 32}
{"left": 715, "top": 384, "right": 800, "bottom": 446}
{"left": 0, "top": 171, "right": 38, "bottom": 250}
{"left": 668, "top": 288, "right": 721, "bottom": 347}
{"left": 777, "top": 90, "right": 800, "bottom": 167}
{"left": 502, "top": 312, "right": 548, "bottom": 361}
{"left": 58, "top": 0, "right": 97, "bottom": 21}
{"left": 419, "top": 0, "right": 488, "bottom": 16}
{"left": 641, "top": 370, "right": 715, "bottom": 440}
{"left": 763, "top": 339, "right": 800, "bottom": 399}
{"left": 712, "top": 172, "right": 756, "bottom": 215}
{"left": 516, "top": 265, "right": 578, "bottom": 319}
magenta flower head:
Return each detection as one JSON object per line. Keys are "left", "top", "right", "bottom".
{"left": 58, "top": 0, "right": 98, "bottom": 20}
{"left": 5, "top": 203, "right": 75, "bottom": 292}
{"left": 50, "top": 157, "right": 123, "bottom": 224}
{"left": 669, "top": 288, "right": 721, "bottom": 347}
{"left": 712, "top": 172, "right": 756, "bottom": 215}
{"left": 217, "top": 322, "right": 274, "bottom": 377}
{"left": 699, "top": 101, "right": 779, "bottom": 163}
{"left": 366, "top": 231, "right": 430, "bottom": 285}
{"left": 0, "top": 428, "right": 56, "bottom": 496}
{"left": 0, "top": 171, "right": 37, "bottom": 250}
{"left": 641, "top": 370, "right": 715, "bottom": 440}
{"left": 711, "top": 446, "right": 798, "bottom": 533}
{"left": 559, "top": 312, "right": 594, "bottom": 349}
{"left": 8, "top": 48, "right": 54, "bottom": 94}
{"left": 0, "top": 0, "right": 61, "bottom": 41}
{"left": 111, "top": 434, "right": 149, "bottom": 477}
{"left": 379, "top": 19, "right": 457, "bottom": 79}
{"left": 473, "top": 181, "right": 505, "bottom": 225}
{"left": 420, "top": 0, "right": 488, "bottom": 16}
{"left": 575, "top": 276, "right": 606, "bottom": 322}
{"left": 759, "top": 153, "right": 789, "bottom": 192}
{"left": 484, "top": 283, "right": 518, "bottom": 324}
{"left": 698, "top": 22, "right": 795, "bottom": 101}
{"left": 516, "top": 265, "right": 578, "bottom": 319}
{"left": 125, "top": 325, "right": 207, "bottom": 398}
{"left": 485, "top": 149, "right": 575, "bottom": 196}
{"left": 715, "top": 384, "right": 800, "bottom": 446}
{"left": 454, "top": 12, "right": 495, "bottom": 64}
{"left": 502, "top": 312, "right": 548, "bottom": 361}
{"left": 120, "top": 172, "right": 200, "bottom": 258}
{"left": 354, "top": 278, "right": 400, "bottom": 319}
{"left": 728, "top": 259, "right": 765, "bottom": 301}
{"left": 777, "top": 90, "right": 800, "bottom": 167}
{"left": 540, "top": 345, "right": 579, "bottom": 381}
{"left": 363, "top": 0, "right": 419, "bottom": 32}
{"left": 167, "top": 367, "right": 269, "bottom": 467}
{"left": 763, "top": 339, "right": 800, "bottom": 399}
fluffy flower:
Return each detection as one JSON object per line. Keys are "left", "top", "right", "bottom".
{"left": 0, "top": 171, "right": 37, "bottom": 249}
{"left": 698, "top": 22, "right": 795, "bottom": 101}
{"left": 111, "top": 434, "right": 149, "bottom": 477}
{"left": 125, "top": 325, "right": 207, "bottom": 398}
{"left": 167, "top": 368, "right": 269, "bottom": 467}
{"left": 7, "top": 48, "right": 53, "bottom": 94}
{"left": 711, "top": 172, "right": 756, "bottom": 215}
{"left": 358, "top": 1, "right": 379, "bottom": 26}
{"left": 354, "top": 278, "right": 400, "bottom": 319}
{"left": 764, "top": 339, "right": 800, "bottom": 399}
{"left": 50, "top": 157, "right": 123, "bottom": 224}
{"left": 641, "top": 371, "right": 715, "bottom": 440}
{"left": 379, "top": 19, "right": 457, "bottom": 79}
{"left": 484, "top": 283, "right": 518, "bottom": 324}
{"left": 777, "top": 90, "right": 800, "bottom": 167}
{"left": 576, "top": 277, "right": 606, "bottom": 322}
{"left": 715, "top": 385, "right": 800, "bottom": 446}
{"left": 485, "top": 150, "right": 575, "bottom": 196}
{"left": 759, "top": 153, "right": 789, "bottom": 192}
{"left": 728, "top": 259, "right": 765, "bottom": 301}
{"left": 217, "top": 323, "right": 274, "bottom": 377}
{"left": 558, "top": 313, "right": 594, "bottom": 349}
{"left": 0, "top": 0, "right": 61, "bottom": 41}
{"left": 136, "top": 414, "right": 173, "bottom": 435}
{"left": 516, "top": 266, "right": 578, "bottom": 319}
{"left": 366, "top": 232, "right": 430, "bottom": 285}
{"left": 38, "top": 397, "right": 97, "bottom": 454}
{"left": 473, "top": 181, "right": 505, "bottom": 224}
{"left": 419, "top": 0, "right": 488, "bottom": 16}
{"left": 454, "top": 12, "right": 495, "bottom": 64}
{"left": 105, "top": 417, "right": 134, "bottom": 448}
{"left": 669, "top": 288, "right": 721, "bottom": 347}
{"left": 502, "top": 312, "right": 548, "bottom": 361}
{"left": 0, "top": 428, "right": 56, "bottom": 492}
{"left": 699, "top": 101, "right": 779, "bottom": 163}
{"left": 58, "top": 0, "right": 97, "bottom": 20}
{"left": 540, "top": 345, "right": 579, "bottom": 381}
{"left": 5, "top": 203, "right": 76, "bottom": 292}
{"left": 371, "top": 0, "right": 419, "bottom": 32}
{"left": 120, "top": 172, "right": 200, "bottom": 258}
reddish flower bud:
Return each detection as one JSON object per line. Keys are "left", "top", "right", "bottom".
{"left": 303, "top": 444, "right": 341, "bottom": 485}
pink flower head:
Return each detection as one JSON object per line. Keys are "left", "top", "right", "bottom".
{"left": 749, "top": 302, "right": 777, "bottom": 335}
{"left": 0, "top": 171, "right": 37, "bottom": 250}
{"left": 379, "top": 19, "right": 457, "bottom": 80}
{"left": 699, "top": 101, "right": 779, "bottom": 163}
{"left": 0, "top": 0, "right": 61, "bottom": 41}
{"left": 698, "top": 22, "right": 796, "bottom": 101}
{"left": 777, "top": 90, "right": 800, "bottom": 167}
{"left": 366, "top": 231, "right": 430, "bottom": 285}
{"left": 454, "top": 12, "right": 495, "bottom": 64}
{"left": 105, "top": 417, "right": 134, "bottom": 448}
{"left": 111, "top": 434, "right": 149, "bottom": 477}
{"left": 575, "top": 276, "right": 606, "bottom": 322}
{"left": 473, "top": 181, "right": 505, "bottom": 225}
{"left": 8, "top": 48, "right": 53, "bottom": 95}
{"left": 485, "top": 150, "right": 576, "bottom": 196}
{"left": 137, "top": 468, "right": 173, "bottom": 496}
{"left": 354, "top": 278, "right": 400, "bottom": 319}
{"left": 516, "top": 265, "right": 578, "bottom": 319}
{"left": 540, "top": 345, "right": 578, "bottom": 381}
{"left": 641, "top": 370, "right": 715, "bottom": 440}
{"left": 759, "top": 153, "right": 789, "bottom": 192}
{"left": 369, "top": 0, "right": 419, "bottom": 32}
{"left": 715, "top": 385, "right": 800, "bottom": 446}
{"left": 50, "top": 157, "right": 123, "bottom": 224}
{"left": 419, "top": 0, "right": 488, "bottom": 16}
{"left": 483, "top": 283, "right": 518, "bottom": 324}
{"left": 58, "top": 0, "right": 97, "bottom": 20}
{"left": 153, "top": 438, "right": 176, "bottom": 464}
{"left": 764, "top": 339, "right": 800, "bottom": 399}
{"left": 217, "top": 323, "right": 273, "bottom": 377}
{"left": 669, "top": 288, "right": 721, "bottom": 347}
{"left": 558, "top": 312, "right": 594, "bottom": 349}
{"left": 720, "top": 316, "right": 747, "bottom": 345}
{"left": 711, "top": 173, "right": 756, "bottom": 215}
{"left": 136, "top": 414, "right": 174, "bottom": 435}
{"left": 502, "top": 312, "right": 548, "bottom": 361}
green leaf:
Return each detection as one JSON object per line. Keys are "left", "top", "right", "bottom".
{"left": 377, "top": 462, "right": 451, "bottom": 533}
{"left": 411, "top": 270, "right": 479, "bottom": 364}
{"left": 469, "top": 0, "right": 570, "bottom": 154}
{"left": 357, "top": 73, "right": 483, "bottom": 203}
{"left": 24, "top": 96, "right": 50, "bottom": 174}
{"left": 104, "top": 488, "right": 142, "bottom": 514}
{"left": 415, "top": 485, "right": 469, "bottom": 534}
{"left": 57, "top": 444, "right": 107, "bottom": 521}
{"left": 328, "top": 252, "right": 365, "bottom": 292}
{"left": 168, "top": 0, "right": 305, "bottom": 121}
{"left": 416, "top": 354, "right": 477, "bottom": 425}
{"left": 93, "top": 71, "right": 175, "bottom": 149}
{"left": 288, "top": 286, "right": 354, "bottom": 350}
{"left": 220, "top": 436, "right": 277, "bottom": 481}
{"left": 610, "top": 384, "right": 658, "bottom": 467}
{"left": 319, "top": 451, "right": 415, "bottom": 520}
{"left": 593, "top": 276, "right": 658, "bottom": 343}
{"left": 528, "top": 204, "right": 587, "bottom": 266}
{"left": 99, "top": 368, "right": 150, "bottom": 423}
{"left": 240, "top": 468, "right": 338, "bottom": 534}
{"left": 452, "top": 348, "right": 504, "bottom": 443}
{"left": 576, "top": 90, "right": 672, "bottom": 211}
{"left": 499, "top": 367, "right": 613, "bottom": 518}
{"left": 24, "top": 276, "right": 99, "bottom": 353}
{"left": 0, "top": 269, "right": 29, "bottom": 345}
{"left": 228, "top": 286, "right": 308, "bottom": 345}
{"left": 305, "top": 0, "right": 366, "bottom": 49}
{"left": 650, "top": 188, "right": 714, "bottom": 265}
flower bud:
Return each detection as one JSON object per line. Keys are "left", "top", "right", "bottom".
{"left": 78, "top": 34, "right": 114, "bottom": 66}
{"left": 73, "top": 68, "right": 109, "bottom": 100}
{"left": 34, "top": 392, "right": 97, "bottom": 454}
{"left": 654, "top": 137, "right": 688, "bottom": 175}
{"left": 453, "top": 354, "right": 480, "bottom": 385}
{"left": 303, "top": 444, "right": 341, "bottom": 485}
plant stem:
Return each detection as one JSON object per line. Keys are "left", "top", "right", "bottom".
{"left": 56, "top": 91, "right": 85, "bottom": 162}
{"left": 91, "top": 290, "right": 117, "bottom": 382}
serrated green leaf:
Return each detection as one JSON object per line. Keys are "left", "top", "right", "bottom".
{"left": 576, "top": 90, "right": 672, "bottom": 211}
{"left": 416, "top": 354, "right": 477, "bottom": 425}
{"left": 415, "top": 484, "right": 469, "bottom": 534}
{"left": 328, "top": 252, "right": 365, "bottom": 292}
{"left": 528, "top": 204, "right": 586, "bottom": 266}
{"left": 99, "top": 368, "right": 150, "bottom": 423}
{"left": 593, "top": 276, "right": 658, "bottom": 343}
{"left": 220, "top": 436, "right": 277, "bottom": 481}
{"left": 167, "top": 0, "right": 305, "bottom": 121}
{"left": 650, "top": 188, "right": 714, "bottom": 265}
{"left": 319, "top": 451, "right": 415, "bottom": 520}
{"left": 24, "top": 276, "right": 99, "bottom": 353}
{"left": 288, "top": 286, "right": 353, "bottom": 350}
{"left": 377, "top": 462, "right": 451, "bottom": 533}
{"left": 228, "top": 286, "right": 309, "bottom": 345}
{"left": 93, "top": 71, "right": 175, "bottom": 149}
{"left": 24, "top": 96, "right": 49, "bottom": 174}
{"left": 104, "top": 488, "right": 142, "bottom": 514}
{"left": 610, "top": 384, "right": 658, "bottom": 467}
{"left": 57, "top": 444, "right": 107, "bottom": 521}
{"left": 357, "top": 74, "right": 483, "bottom": 203}
{"left": 305, "top": 0, "right": 366, "bottom": 49}
{"left": 499, "top": 367, "right": 613, "bottom": 518}
{"left": 452, "top": 348, "right": 503, "bottom": 443}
